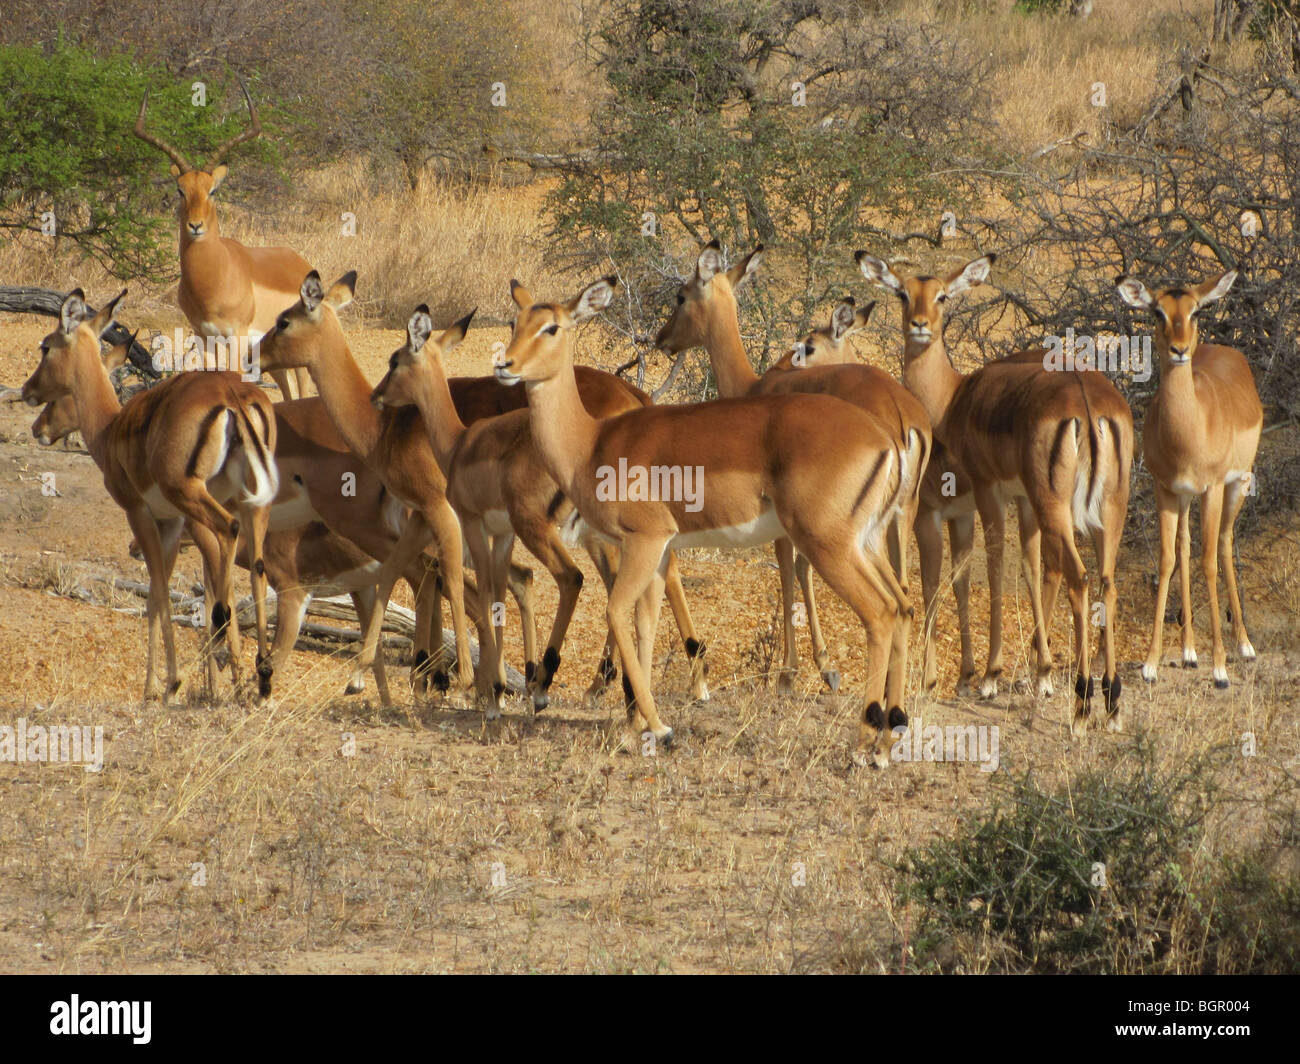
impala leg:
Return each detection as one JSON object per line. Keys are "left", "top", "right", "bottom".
{"left": 607, "top": 534, "right": 675, "bottom": 747}
{"left": 426, "top": 503, "right": 474, "bottom": 691}
{"left": 489, "top": 532, "right": 516, "bottom": 706}
{"left": 462, "top": 521, "right": 503, "bottom": 718}
{"left": 948, "top": 514, "right": 977, "bottom": 694}
{"left": 804, "top": 546, "right": 899, "bottom": 770}
{"left": 1220, "top": 475, "right": 1255, "bottom": 663}
{"left": 795, "top": 550, "right": 837, "bottom": 692}
{"left": 407, "top": 564, "right": 438, "bottom": 697}
{"left": 774, "top": 537, "right": 799, "bottom": 694}
{"left": 663, "top": 551, "right": 709, "bottom": 701}
{"left": 914, "top": 508, "right": 943, "bottom": 695}
{"left": 974, "top": 485, "right": 1006, "bottom": 698}
{"left": 1016, "top": 499, "right": 1055, "bottom": 699}
{"left": 516, "top": 522, "right": 580, "bottom": 712}
{"left": 271, "top": 584, "right": 310, "bottom": 674}
{"left": 127, "top": 509, "right": 182, "bottom": 704}
{"left": 583, "top": 537, "right": 620, "bottom": 706}
{"left": 883, "top": 509, "right": 914, "bottom": 715}
{"left": 1091, "top": 502, "right": 1123, "bottom": 731}
{"left": 1177, "top": 493, "right": 1197, "bottom": 669}
{"left": 634, "top": 558, "right": 668, "bottom": 687}
{"left": 241, "top": 501, "right": 274, "bottom": 699}
{"left": 505, "top": 561, "right": 541, "bottom": 704}
{"left": 352, "top": 512, "right": 432, "bottom": 702}
{"left": 268, "top": 368, "right": 298, "bottom": 400}
{"left": 1201, "top": 483, "right": 1229, "bottom": 688}
{"left": 350, "top": 587, "right": 393, "bottom": 706}
{"left": 1144, "top": 483, "right": 1180, "bottom": 683}
{"left": 1037, "top": 504, "right": 1091, "bottom": 732}
{"left": 188, "top": 521, "right": 229, "bottom": 698}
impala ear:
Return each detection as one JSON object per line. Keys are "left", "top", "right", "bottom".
{"left": 569, "top": 276, "right": 618, "bottom": 323}
{"left": 829, "top": 297, "right": 857, "bottom": 341}
{"left": 438, "top": 308, "right": 475, "bottom": 352}
{"left": 945, "top": 254, "right": 995, "bottom": 297}
{"left": 301, "top": 271, "right": 325, "bottom": 312}
{"left": 90, "top": 289, "right": 127, "bottom": 338}
{"left": 510, "top": 279, "right": 534, "bottom": 311}
{"left": 855, "top": 252, "right": 904, "bottom": 295}
{"left": 209, "top": 164, "right": 228, "bottom": 192}
{"left": 725, "top": 245, "right": 763, "bottom": 290}
{"left": 326, "top": 270, "right": 356, "bottom": 311}
{"left": 1195, "top": 270, "right": 1237, "bottom": 306}
{"left": 407, "top": 305, "right": 433, "bottom": 353}
{"left": 60, "top": 289, "right": 90, "bottom": 335}
{"left": 696, "top": 240, "right": 724, "bottom": 284}
{"left": 1114, "top": 275, "right": 1153, "bottom": 310}
{"left": 169, "top": 163, "right": 182, "bottom": 179}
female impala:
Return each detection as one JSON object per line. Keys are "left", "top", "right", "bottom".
{"left": 133, "top": 82, "right": 312, "bottom": 399}
{"left": 498, "top": 277, "right": 920, "bottom": 768}
{"left": 858, "top": 252, "right": 1134, "bottom": 734}
{"left": 22, "top": 290, "right": 278, "bottom": 703}
{"left": 654, "top": 241, "right": 930, "bottom": 710}
{"left": 1115, "top": 271, "right": 1262, "bottom": 689}
{"left": 767, "top": 296, "right": 979, "bottom": 697}
{"left": 371, "top": 306, "right": 708, "bottom": 714}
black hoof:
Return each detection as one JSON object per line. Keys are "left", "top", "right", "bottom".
{"left": 1214, "top": 677, "right": 1230, "bottom": 690}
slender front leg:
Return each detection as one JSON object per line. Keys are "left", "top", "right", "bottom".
{"left": 1220, "top": 475, "right": 1255, "bottom": 664}
{"left": 352, "top": 511, "right": 433, "bottom": 701}
{"left": 462, "top": 521, "right": 503, "bottom": 718}
{"left": 425, "top": 502, "right": 474, "bottom": 691}
{"left": 607, "top": 534, "right": 675, "bottom": 747}
{"left": 1144, "top": 483, "right": 1180, "bottom": 682}
{"left": 1177, "top": 493, "right": 1196, "bottom": 668}
{"left": 1201, "top": 483, "right": 1229, "bottom": 688}
{"left": 974, "top": 484, "right": 1006, "bottom": 698}
{"left": 795, "top": 551, "right": 837, "bottom": 691}
{"left": 126, "top": 509, "right": 182, "bottom": 704}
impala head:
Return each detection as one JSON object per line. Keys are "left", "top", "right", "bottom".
{"left": 856, "top": 251, "right": 995, "bottom": 356}
{"left": 772, "top": 297, "right": 876, "bottom": 371}
{"left": 257, "top": 270, "right": 357, "bottom": 372}
{"left": 371, "top": 305, "right": 475, "bottom": 409}
{"left": 31, "top": 337, "right": 132, "bottom": 445}
{"left": 133, "top": 75, "right": 262, "bottom": 241}
{"left": 654, "top": 240, "right": 762, "bottom": 355}
{"left": 1115, "top": 271, "right": 1237, "bottom": 366}
{"left": 495, "top": 277, "right": 618, "bottom": 386}
{"left": 22, "top": 289, "right": 127, "bottom": 407}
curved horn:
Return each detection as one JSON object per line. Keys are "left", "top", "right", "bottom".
{"left": 207, "top": 71, "right": 263, "bottom": 167}
{"left": 132, "top": 92, "right": 194, "bottom": 173}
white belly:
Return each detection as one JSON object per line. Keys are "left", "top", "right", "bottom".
{"left": 936, "top": 492, "right": 976, "bottom": 521}
{"left": 269, "top": 487, "right": 321, "bottom": 531}
{"left": 310, "top": 561, "right": 383, "bottom": 597}
{"left": 670, "top": 507, "right": 785, "bottom": 551}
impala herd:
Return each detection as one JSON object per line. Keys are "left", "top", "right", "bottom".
{"left": 16, "top": 94, "right": 1265, "bottom": 768}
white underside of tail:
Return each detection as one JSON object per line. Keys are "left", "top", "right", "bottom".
{"left": 1071, "top": 418, "right": 1106, "bottom": 533}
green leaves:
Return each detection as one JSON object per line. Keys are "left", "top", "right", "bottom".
{"left": 0, "top": 40, "right": 259, "bottom": 281}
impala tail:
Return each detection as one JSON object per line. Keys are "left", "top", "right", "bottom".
{"left": 1066, "top": 409, "right": 1130, "bottom": 535}
{"left": 228, "top": 403, "right": 279, "bottom": 507}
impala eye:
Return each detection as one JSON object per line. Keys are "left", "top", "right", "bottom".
{"left": 276, "top": 315, "right": 290, "bottom": 331}
{"left": 389, "top": 353, "right": 399, "bottom": 369}
{"left": 936, "top": 293, "right": 948, "bottom": 304}
{"left": 676, "top": 294, "right": 685, "bottom": 306}
{"left": 543, "top": 323, "right": 559, "bottom": 336}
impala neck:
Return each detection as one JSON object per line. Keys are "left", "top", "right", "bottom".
{"left": 1153, "top": 358, "right": 1205, "bottom": 452}
{"left": 702, "top": 304, "right": 759, "bottom": 397}
{"left": 523, "top": 352, "right": 599, "bottom": 494}
{"left": 902, "top": 333, "right": 963, "bottom": 431}
{"left": 70, "top": 346, "right": 123, "bottom": 468}
{"left": 410, "top": 358, "right": 468, "bottom": 475}
{"left": 307, "top": 323, "right": 385, "bottom": 460}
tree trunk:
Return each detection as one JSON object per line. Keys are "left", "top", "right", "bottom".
{"left": 0, "top": 286, "right": 159, "bottom": 380}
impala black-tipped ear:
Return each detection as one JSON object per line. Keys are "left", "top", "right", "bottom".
{"left": 301, "top": 271, "right": 325, "bottom": 311}
{"left": 407, "top": 305, "right": 433, "bottom": 352}
{"left": 510, "top": 279, "right": 534, "bottom": 310}
{"left": 439, "top": 308, "right": 475, "bottom": 352}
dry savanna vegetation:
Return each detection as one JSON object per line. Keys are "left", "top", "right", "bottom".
{"left": 0, "top": 0, "right": 1298, "bottom": 974}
